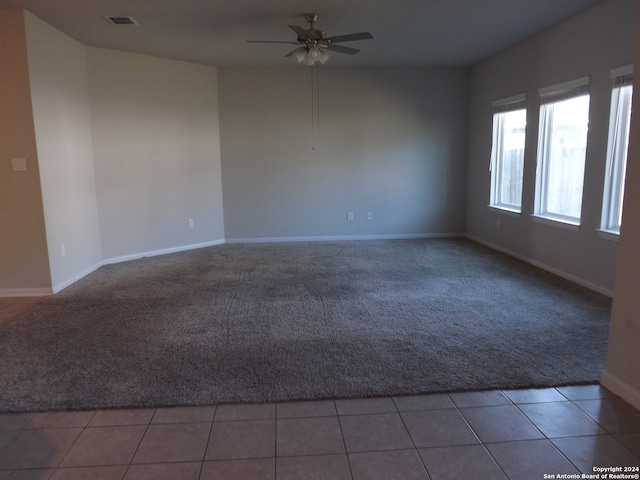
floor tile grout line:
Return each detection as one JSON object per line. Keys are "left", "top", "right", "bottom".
{"left": 522, "top": 389, "right": 634, "bottom": 437}
{"left": 478, "top": 435, "right": 592, "bottom": 476}
{"left": 335, "top": 409, "right": 356, "bottom": 480}
{"left": 274, "top": 450, "right": 369, "bottom": 459}
{"left": 567, "top": 396, "right": 623, "bottom": 435}
{"left": 53, "top": 409, "right": 98, "bottom": 471}
{"left": 449, "top": 394, "right": 515, "bottom": 480}
{"left": 0, "top": 429, "right": 20, "bottom": 457}
{"left": 394, "top": 394, "right": 445, "bottom": 480}
{"left": 518, "top": 398, "right": 614, "bottom": 439}
{"left": 337, "top": 445, "right": 439, "bottom": 457}
{"left": 475, "top": 443, "right": 511, "bottom": 480}
{"left": 510, "top": 400, "right": 555, "bottom": 440}
{"left": 198, "top": 408, "right": 217, "bottom": 480}
{"left": 274, "top": 405, "right": 280, "bottom": 478}
{"left": 501, "top": 389, "right": 596, "bottom": 475}
{"left": 0, "top": 412, "right": 35, "bottom": 456}
{"left": 120, "top": 407, "right": 158, "bottom": 479}
{"left": 54, "top": 458, "right": 201, "bottom": 465}
{"left": 547, "top": 431, "right": 640, "bottom": 471}
{"left": 543, "top": 436, "right": 594, "bottom": 475}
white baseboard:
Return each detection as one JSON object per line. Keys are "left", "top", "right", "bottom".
{"left": 52, "top": 262, "right": 103, "bottom": 294}
{"left": 465, "top": 234, "right": 613, "bottom": 297}
{"left": 48, "top": 239, "right": 226, "bottom": 294}
{"left": 101, "top": 239, "right": 226, "bottom": 266}
{"left": 0, "top": 287, "right": 53, "bottom": 298}
{"left": 225, "top": 232, "right": 465, "bottom": 244}
{"left": 601, "top": 370, "right": 640, "bottom": 411}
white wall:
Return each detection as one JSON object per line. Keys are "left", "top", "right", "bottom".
{"left": 87, "top": 48, "right": 225, "bottom": 260}
{"left": 466, "top": 0, "right": 637, "bottom": 294}
{"left": 24, "top": 12, "right": 102, "bottom": 292}
{"left": 219, "top": 66, "right": 469, "bottom": 241}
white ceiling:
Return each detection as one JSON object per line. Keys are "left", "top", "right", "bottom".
{"left": 0, "top": 0, "right": 606, "bottom": 67}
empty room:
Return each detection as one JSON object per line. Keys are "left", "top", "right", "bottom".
{"left": 1, "top": 0, "right": 640, "bottom": 479}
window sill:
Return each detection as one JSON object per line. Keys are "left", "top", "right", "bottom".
{"left": 597, "top": 229, "right": 620, "bottom": 241}
{"left": 530, "top": 214, "right": 580, "bottom": 231}
{"left": 487, "top": 205, "right": 521, "bottom": 217}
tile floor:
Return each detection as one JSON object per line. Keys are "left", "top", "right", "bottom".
{"left": 1, "top": 297, "right": 640, "bottom": 480}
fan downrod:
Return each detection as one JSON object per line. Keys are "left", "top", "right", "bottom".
{"left": 305, "top": 13, "right": 318, "bottom": 29}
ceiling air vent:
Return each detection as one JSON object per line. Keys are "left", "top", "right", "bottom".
{"left": 105, "top": 16, "right": 138, "bottom": 26}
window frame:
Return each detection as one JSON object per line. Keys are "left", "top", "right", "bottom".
{"left": 489, "top": 93, "right": 527, "bottom": 213}
{"left": 534, "top": 76, "right": 591, "bottom": 226}
{"left": 601, "top": 65, "right": 633, "bottom": 235}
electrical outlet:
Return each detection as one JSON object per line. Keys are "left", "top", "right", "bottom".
{"left": 347, "top": 212, "right": 354, "bottom": 221}
{"left": 188, "top": 218, "right": 194, "bottom": 228}
{"left": 367, "top": 212, "right": 373, "bottom": 220}
{"left": 496, "top": 218, "right": 501, "bottom": 228}
{"left": 60, "top": 244, "right": 66, "bottom": 257}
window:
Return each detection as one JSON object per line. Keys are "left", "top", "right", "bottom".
{"left": 602, "top": 65, "right": 633, "bottom": 234}
{"left": 490, "top": 94, "right": 527, "bottom": 212}
{"left": 535, "top": 77, "right": 590, "bottom": 225}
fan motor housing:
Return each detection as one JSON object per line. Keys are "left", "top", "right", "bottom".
{"left": 300, "top": 29, "right": 326, "bottom": 43}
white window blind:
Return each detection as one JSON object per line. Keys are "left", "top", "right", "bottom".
{"left": 535, "top": 77, "right": 590, "bottom": 225}
{"left": 602, "top": 65, "right": 633, "bottom": 233}
{"left": 489, "top": 94, "right": 527, "bottom": 212}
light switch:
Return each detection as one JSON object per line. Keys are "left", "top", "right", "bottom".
{"left": 11, "top": 158, "right": 27, "bottom": 171}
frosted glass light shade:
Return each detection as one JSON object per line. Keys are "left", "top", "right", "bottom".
{"left": 292, "top": 47, "right": 307, "bottom": 63}
{"left": 292, "top": 46, "right": 330, "bottom": 66}
{"left": 308, "top": 46, "right": 321, "bottom": 60}
{"left": 318, "top": 50, "right": 330, "bottom": 64}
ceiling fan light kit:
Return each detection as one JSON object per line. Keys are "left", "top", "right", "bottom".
{"left": 293, "top": 45, "right": 330, "bottom": 65}
{"left": 247, "top": 13, "right": 373, "bottom": 66}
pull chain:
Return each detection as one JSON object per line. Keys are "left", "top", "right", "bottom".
{"left": 311, "top": 63, "right": 320, "bottom": 150}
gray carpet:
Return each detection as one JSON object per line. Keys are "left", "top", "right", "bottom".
{"left": 0, "top": 238, "right": 611, "bottom": 412}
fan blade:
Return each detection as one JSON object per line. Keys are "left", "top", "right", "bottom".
{"left": 326, "top": 32, "right": 373, "bottom": 43}
{"left": 325, "top": 44, "right": 360, "bottom": 55}
{"left": 289, "top": 25, "right": 311, "bottom": 40}
{"left": 246, "top": 40, "right": 300, "bottom": 44}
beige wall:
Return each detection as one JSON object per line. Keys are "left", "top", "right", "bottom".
{"left": 219, "top": 66, "right": 469, "bottom": 241}
{"left": 88, "top": 48, "right": 225, "bottom": 260}
{"left": 601, "top": 3, "right": 640, "bottom": 409}
{"left": 0, "top": 9, "right": 50, "bottom": 294}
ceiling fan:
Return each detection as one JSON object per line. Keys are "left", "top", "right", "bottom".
{"left": 247, "top": 13, "right": 373, "bottom": 65}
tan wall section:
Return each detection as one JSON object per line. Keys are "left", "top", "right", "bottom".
{"left": 0, "top": 9, "right": 50, "bottom": 293}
